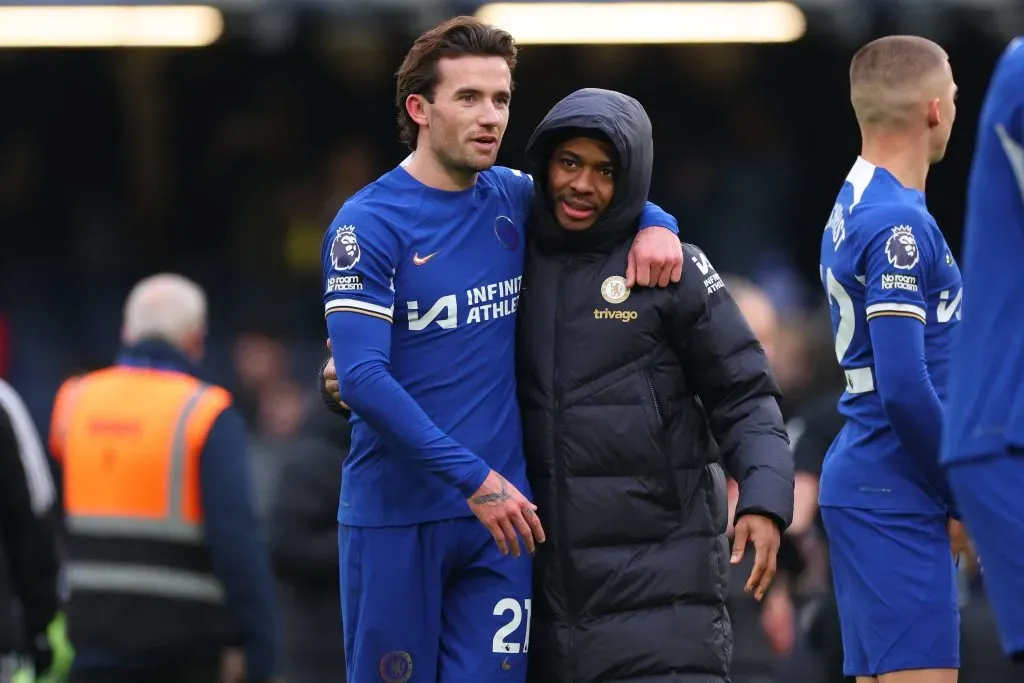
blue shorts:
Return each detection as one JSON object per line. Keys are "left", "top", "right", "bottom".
{"left": 339, "top": 517, "right": 532, "bottom": 683}
{"left": 821, "top": 507, "right": 960, "bottom": 676}
{"left": 948, "top": 452, "right": 1024, "bottom": 658}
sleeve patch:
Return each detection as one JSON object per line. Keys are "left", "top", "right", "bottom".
{"left": 880, "top": 273, "right": 918, "bottom": 292}
{"left": 690, "top": 249, "right": 724, "bottom": 295}
{"left": 329, "top": 225, "right": 361, "bottom": 271}
{"left": 884, "top": 225, "right": 920, "bottom": 270}
{"left": 326, "top": 274, "right": 364, "bottom": 293}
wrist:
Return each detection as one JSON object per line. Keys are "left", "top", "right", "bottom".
{"left": 458, "top": 460, "right": 493, "bottom": 498}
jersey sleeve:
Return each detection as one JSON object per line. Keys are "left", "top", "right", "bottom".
{"left": 994, "top": 38, "right": 1024, "bottom": 208}
{"left": 665, "top": 244, "right": 793, "bottom": 528}
{"left": 638, "top": 201, "right": 679, "bottom": 235}
{"left": 492, "top": 166, "right": 535, "bottom": 218}
{"left": 862, "top": 212, "right": 934, "bottom": 325}
{"left": 321, "top": 203, "right": 399, "bottom": 323}
{"left": 321, "top": 203, "right": 491, "bottom": 496}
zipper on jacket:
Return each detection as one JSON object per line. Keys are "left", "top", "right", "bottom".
{"left": 645, "top": 371, "right": 664, "bottom": 426}
{"left": 553, "top": 257, "right": 578, "bottom": 644}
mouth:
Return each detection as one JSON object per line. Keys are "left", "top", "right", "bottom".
{"left": 471, "top": 135, "right": 498, "bottom": 151}
{"left": 560, "top": 198, "right": 596, "bottom": 221}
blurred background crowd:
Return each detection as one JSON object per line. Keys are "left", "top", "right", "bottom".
{"left": 1, "top": 0, "right": 1022, "bottom": 681}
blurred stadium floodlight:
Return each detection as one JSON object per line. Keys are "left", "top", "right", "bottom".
{"left": 474, "top": 1, "right": 807, "bottom": 44}
{"left": 0, "top": 5, "right": 223, "bottom": 47}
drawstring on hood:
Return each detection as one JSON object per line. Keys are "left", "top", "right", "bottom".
{"left": 525, "top": 88, "right": 654, "bottom": 254}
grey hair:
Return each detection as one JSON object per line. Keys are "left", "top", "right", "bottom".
{"left": 122, "top": 273, "right": 206, "bottom": 348}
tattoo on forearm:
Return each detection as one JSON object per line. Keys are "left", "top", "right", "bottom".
{"left": 471, "top": 478, "right": 512, "bottom": 505}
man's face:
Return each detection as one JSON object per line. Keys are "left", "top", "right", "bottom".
{"left": 423, "top": 55, "right": 511, "bottom": 175}
{"left": 547, "top": 136, "right": 617, "bottom": 231}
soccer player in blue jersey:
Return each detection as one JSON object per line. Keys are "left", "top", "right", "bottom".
{"left": 321, "top": 16, "right": 683, "bottom": 683}
{"left": 942, "top": 37, "right": 1024, "bottom": 663}
{"left": 818, "top": 36, "right": 965, "bottom": 683}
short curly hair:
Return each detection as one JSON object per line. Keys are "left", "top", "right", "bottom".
{"left": 395, "top": 16, "right": 518, "bottom": 151}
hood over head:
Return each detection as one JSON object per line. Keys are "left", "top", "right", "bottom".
{"left": 525, "top": 88, "right": 654, "bottom": 253}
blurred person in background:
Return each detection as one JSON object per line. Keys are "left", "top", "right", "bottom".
{"left": 774, "top": 306, "right": 848, "bottom": 683}
{"left": 268, "top": 395, "right": 348, "bottom": 683}
{"left": 230, "top": 331, "right": 289, "bottom": 429}
{"left": 818, "top": 36, "right": 964, "bottom": 683}
{"left": 320, "top": 16, "right": 683, "bottom": 683}
{"left": 722, "top": 275, "right": 808, "bottom": 683}
{"left": 49, "top": 274, "right": 279, "bottom": 683}
{"left": 0, "top": 377, "right": 61, "bottom": 683}
{"left": 248, "top": 378, "right": 307, "bottom": 519}
{"left": 513, "top": 88, "right": 792, "bottom": 683}
{"left": 942, "top": 35, "right": 1024, "bottom": 668}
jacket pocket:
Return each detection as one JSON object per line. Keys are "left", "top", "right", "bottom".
{"left": 645, "top": 369, "right": 680, "bottom": 509}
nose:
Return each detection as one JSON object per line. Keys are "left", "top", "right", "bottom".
{"left": 477, "top": 101, "right": 501, "bottom": 128}
{"left": 569, "top": 169, "right": 595, "bottom": 194}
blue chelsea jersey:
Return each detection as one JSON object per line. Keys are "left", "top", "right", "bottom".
{"left": 943, "top": 37, "right": 1024, "bottom": 465}
{"left": 819, "top": 157, "right": 963, "bottom": 511}
{"left": 323, "top": 162, "right": 533, "bottom": 526}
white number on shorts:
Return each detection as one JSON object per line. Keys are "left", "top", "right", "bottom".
{"left": 491, "top": 598, "right": 532, "bottom": 654}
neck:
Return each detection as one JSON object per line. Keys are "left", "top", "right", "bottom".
{"left": 860, "top": 131, "right": 931, "bottom": 192}
{"left": 404, "top": 149, "right": 477, "bottom": 191}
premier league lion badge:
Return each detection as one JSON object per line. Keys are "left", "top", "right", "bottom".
{"left": 884, "top": 225, "right": 919, "bottom": 270}
{"left": 331, "top": 225, "right": 361, "bottom": 271}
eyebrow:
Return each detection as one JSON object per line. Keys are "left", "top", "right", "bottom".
{"left": 453, "top": 87, "right": 511, "bottom": 99}
{"left": 560, "top": 150, "right": 614, "bottom": 167}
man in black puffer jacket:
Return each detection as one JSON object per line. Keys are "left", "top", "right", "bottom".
{"left": 516, "top": 88, "right": 794, "bottom": 683}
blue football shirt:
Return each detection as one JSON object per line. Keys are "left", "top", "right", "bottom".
{"left": 322, "top": 158, "right": 680, "bottom": 527}
{"left": 819, "top": 157, "right": 963, "bottom": 512}
{"left": 943, "top": 37, "right": 1024, "bottom": 465}
{"left": 322, "top": 162, "right": 531, "bottom": 527}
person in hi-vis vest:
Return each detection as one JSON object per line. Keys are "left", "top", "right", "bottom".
{"left": 49, "top": 274, "right": 279, "bottom": 683}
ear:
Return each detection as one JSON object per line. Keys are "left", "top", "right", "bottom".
{"left": 406, "top": 94, "right": 429, "bottom": 127}
{"left": 926, "top": 98, "right": 942, "bottom": 129}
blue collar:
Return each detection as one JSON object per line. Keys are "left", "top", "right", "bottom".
{"left": 115, "top": 339, "right": 198, "bottom": 375}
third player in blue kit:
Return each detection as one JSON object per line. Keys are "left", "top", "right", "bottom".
{"left": 818, "top": 36, "right": 964, "bottom": 682}
{"left": 321, "top": 16, "right": 683, "bottom": 683}
{"left": 943, "top": 36, "right": 1024, "bottom": 662}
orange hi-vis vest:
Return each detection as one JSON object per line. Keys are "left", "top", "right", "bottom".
{"left": 50, "top": 365, "right": 237, "bottom": 654}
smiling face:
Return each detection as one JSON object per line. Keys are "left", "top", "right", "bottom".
{"left": 412, "top": 55, "right": 511, "bottom": 178}
{"left": 546, "top": 136, "right": 617, "bottom": 231}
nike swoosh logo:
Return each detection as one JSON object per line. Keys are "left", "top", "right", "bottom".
{"left": 413, "top": 251, "right": 439, "bottom": 266}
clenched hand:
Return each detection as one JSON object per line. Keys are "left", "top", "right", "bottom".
{"left": 625, "top": 226, "right": 684, "bottom": 288}
{"left": 468, "top": 470, "right": 545, "bottom": 558}
{"left": 947, "top": 517, "right": 969, "bottom": 565}
{"left": 731, "top": 514, "right": 781, "bottom": 601}
{"left": 323, "top": 341, "right": 349, "bottom": 410}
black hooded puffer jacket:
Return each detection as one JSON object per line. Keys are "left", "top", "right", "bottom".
{"left": 516, "top": 88, "right": 794, "bottom": 683}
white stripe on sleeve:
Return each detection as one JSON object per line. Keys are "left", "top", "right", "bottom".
{"left": 0, "top": 379, "right": 56, "bottom": 515}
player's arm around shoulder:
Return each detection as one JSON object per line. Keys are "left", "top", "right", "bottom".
{"left": 662, "top": 243, "right": 794, "bottom": 531}
{"left": 626, "top": 204, "right": 683, "bottom": 288}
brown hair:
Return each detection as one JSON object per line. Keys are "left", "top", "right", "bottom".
{"left": 395, "top": 16, "right": 518, "bottom": 150}
{"left": 849, "top": 35, "right": 948, "bottom": 129}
